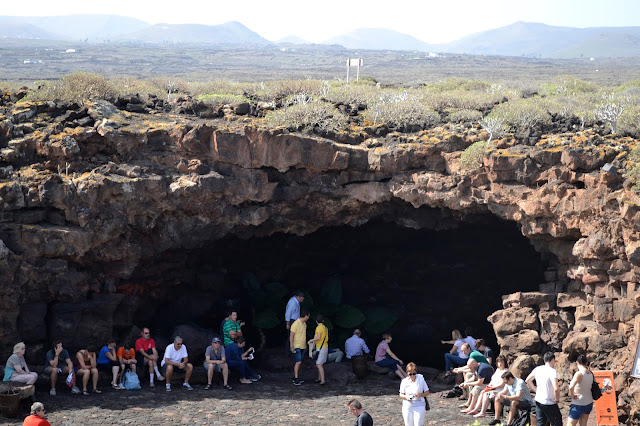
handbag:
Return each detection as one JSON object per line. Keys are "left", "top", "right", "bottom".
{"left": 590, "top": 372, "right": 602, "bottom": 400}
{"left": 312, "top": 333, "right": 327, "bottom": 360}
{"left": 424, "top": 397, "right": 430, "bottom": 411}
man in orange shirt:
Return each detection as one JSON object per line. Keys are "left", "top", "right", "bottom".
{"left": 23, "top": 402, "right": 50, "bottom": 426}
{"left": 116, "top": 342, "right": 137, "bottom": 388}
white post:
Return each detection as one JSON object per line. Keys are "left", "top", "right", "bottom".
{"left": 346, "top": 58, "right": 350, "bottom": 83}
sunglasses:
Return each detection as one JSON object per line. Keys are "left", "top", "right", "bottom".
{"left": 408, "top": 372, "right": 417, "bottom": 376}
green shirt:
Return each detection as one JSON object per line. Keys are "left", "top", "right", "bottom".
{"left": 469, "top": 350, "right": 489, "bottom": 364}
{"left": 223, "top": 319, "right": 241, "bottom": 346}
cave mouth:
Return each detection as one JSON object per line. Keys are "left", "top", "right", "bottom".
{"left": 127, "top": 212, "right": 549, "bottom": 369}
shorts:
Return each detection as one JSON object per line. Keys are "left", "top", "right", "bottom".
{"left": 44, "top": 366, "right": 68, "bottom": 374}
{"left": 315, "top": 348, "right": 328, "bottom": 365}
{"left": 470, "top": 385, "right": 485, "bottom": 398}
{"left": 506, "top": 399, "right": 532, "bottom": 412}
{"left": 162, "top": 363, "right": 187, "bottom": 373}
{"left": 568, "top": 403, "right": 593, "bottom": 419}
{"left": 294, "top": 348, "right": 306, "bottom": 363}
{"left": 203, "top": 362, "right": 223, "bottom": 373}
{"left": 97, "top": 360, "right": 119, "bottom": 373}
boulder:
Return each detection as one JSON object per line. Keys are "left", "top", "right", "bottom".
{"left": 510, "top": 354, "right": 541, "bottom": 380}
{"left": 488, "top": 307, "right": 539, "bottom": 336}
{"left": 497, "top": 330, "right": 541, "bottom": 354}
{"left": 324, "top": 362, "right": 358, "bottom": 386}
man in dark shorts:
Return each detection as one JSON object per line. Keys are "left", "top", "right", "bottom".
{"left": 135, "top": 327, "right": 164, "bottom": 387}
{"left": 491, "top": 371, "right": 534, "bottom": 425}
{"left": 44, "top": 341, "right": 81, "bottom": 396}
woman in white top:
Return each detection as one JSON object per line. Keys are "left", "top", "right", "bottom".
{"left": 399, "top": 362, "right": 430, "bottom": 426}
{"left": 468, "top": 355, "right": 509, "bottom": 418}
{"left": 567, "top": 354, "right": 594, "bottom": 426}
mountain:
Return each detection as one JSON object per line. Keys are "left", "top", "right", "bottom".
{"left": 323, "top": 28, "right": 434, "bottom": 51}
{"left": 440, "top": 21, "right": 640, "bottom": 58}
{"left": 118, "top": 21, "right": 271, "bottom": 45}
{"left": 0, "top": 21, "right": 62, "bottom": 40}
{"left": 277, "top": 35, "right": 310, "bottom": 44}
{"left": 0, "top": 15, "right": 149, "bottom": 41}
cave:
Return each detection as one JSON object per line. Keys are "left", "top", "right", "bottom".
{"left": 115, "top": 208, "right": 550, "bottom": 369}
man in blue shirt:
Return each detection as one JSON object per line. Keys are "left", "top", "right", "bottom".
{"left": 285, "top": 291, "right": 305, "bottom": 353}
{"left": 226, "top": 337, "right": 260, "bottom": 384}
{"left": 345, "top": 329, "right": 370, "bottom": 359}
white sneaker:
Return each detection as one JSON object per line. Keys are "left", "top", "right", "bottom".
{"left": 118, "top": 383, "right": 125, "bottom": 390}
{"left": 71, "top": 386, "right": 81, "bottom": 394}
{"left": 157, "top": 374, "right": 165, "bottom": 381}
{"left": 183, "top": 383, "right": 193, "bottom": 391}
{"left": 166, "top": 384, "right": 171, "bottom": 392}
{"left": 149, "top": 382, "right": 155, "bottom": 388}
{"left": 50, "top": 388, "right": 57, "bottom": 396}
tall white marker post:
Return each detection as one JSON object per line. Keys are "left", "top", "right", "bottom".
{"left": 346, "top": 58, "right": 363, "bottom": 83}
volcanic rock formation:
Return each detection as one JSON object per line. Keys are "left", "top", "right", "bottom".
{"left": 1, "top": 92, "right": 640, "bottom": 421}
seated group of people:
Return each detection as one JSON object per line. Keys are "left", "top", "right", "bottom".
{"left": 3, "top": 310, "right": 262, "bottom": 395}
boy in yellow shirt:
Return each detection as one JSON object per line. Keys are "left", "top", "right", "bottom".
{"left": 289, "top": 310, "right": 310, "bottom": 385}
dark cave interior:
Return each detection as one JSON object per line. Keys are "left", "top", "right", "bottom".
{"left": 131, "top": 213, "right": 551, "bottom": 368}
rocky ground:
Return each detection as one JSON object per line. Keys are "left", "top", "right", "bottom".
{"left": 0, "top": 371, "right": 601, "bottom": 426}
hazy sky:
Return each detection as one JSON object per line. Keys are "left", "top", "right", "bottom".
{"left": 4, "top": 0, "right": 640, "bottom": 43}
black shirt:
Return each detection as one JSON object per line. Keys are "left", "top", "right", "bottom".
{"left": 356, "top": 411, "right": 373, "bottom": 426}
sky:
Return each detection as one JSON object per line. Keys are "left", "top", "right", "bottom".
{"left": 3, "top": 0, "right": 640, "bottom": 43}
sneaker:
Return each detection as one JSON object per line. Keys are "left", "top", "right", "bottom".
{"left": 49, "top": 388, "right": 57, "bottom": 396}
{"left": 71, "top": 386, "right": 81, "bottom": 395}
{"left": 183, "top": 383, "right": 193, "bottom": 391}
{"left": 250, "top": 374, "right": 261, "bottom": 382}
{"left": 156, "top": 374, "right": 165, "bottom": 381}
{"left": 293, "top": 378, "right": 302, "bottom": 386}
{"left": 166, "top": 384, "right": 171, "bottom": 392}
{"left": 118, "top": 383, "right": 125, "bottom": 390}
{"left": 488, "top": 419, "right": 501, "bottom": 426}
{"left": 149, "top": 382, "right": 155, "bottom": 388}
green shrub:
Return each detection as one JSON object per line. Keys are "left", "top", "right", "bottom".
{"left": 323, "top": 83, "right": 380, "bottom": 105}
{"left": 460, "top": 141, "right": 489, "bottom": 170}
{"left": 264, "top": 100, "right": 347, "bottom": 133}
{"left": 448, "top": 108, "right": 483, "bottom": 123}
{"left": 249, "top": 79, "right": 326, "bottom": 102}
{"left": 618, "top": 105, "right": 640, "bottom": 137}
{"left": 488, "top": 97, "right": 550, "bottom": 130}
{"left": 365, "top": 99, "right": 439, "bottom": 129}
{"left": 539, "top": 75, "right": 599, "bottom": 96}
{"left": 23, "top": 72, "right": 117, "bottom": 104}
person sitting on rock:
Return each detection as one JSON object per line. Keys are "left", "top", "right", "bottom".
{"left": 161, "top": 336, "right": 193, "bottom": 391}
{"left": 451, "top": 343, "right": 489, "bottom": 377}
{"left": 327, "top": 347, "right": 345, "bottom": 363}
{"left": 226, "top": 337, "right": 260, "bottom": 384}
{"left": 44, "top": 341, "right": 81, "bottom": 396}
{"left": 474, "top": 338, "right": 495, "bottom": 366}
{"left": 203, "top": 337, "right": 231, "bottom": 390}
{"left": 489, "top": 371, "right": 534, "bottom": 426}
{"left": 97, "top": 339, "right": 121, "bottom": 390}
{"left": 463, "top": 326, "right": 477, "bottom": 351}
{"left": 345, "top": 329, "right": 370, "bottom": 360}
{"left": 375, "top": 333, "right": 408, "bottom": 380}
{"left": 222, "top": 310, "right": 245, "bottom": 346}
{"left": 75, "top": 346, "right": 100, "bottom": 395}
{"left": 3, "top": 342, "right": 38, "bottom": 386}
{"left": 443, "top": 329, "right": 468, "bottom": 377}
{"left": 135, "top": 327, "right": 165, "bottom": 387}
{"left": 460, "top": 359, "right": 494, "bottom": 415}
{"left": 116, "top": 342, "right": 137, "bottom": 388}
{"left": 23, "top": 402, "right": 51, "bottom": 426}
{"left": 467, "top": 355, "right": 509, "bottom": 418}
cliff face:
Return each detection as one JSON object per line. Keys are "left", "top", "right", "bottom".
{"left": 1, "top": 96, "right": 640, "bottom": 421}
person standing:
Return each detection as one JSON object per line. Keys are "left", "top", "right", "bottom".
{"left": 135, "top": 327, "right": 165, "bottom": 387}
{"left": 308, "top": 314, "right": 329, "bottom": 385}
{"left": 526, "top": 351, "right": 562, "bottom": 426}
{"left": 399, "top": 362, "right": 430, "bottom": 426}
{"left": 348, "top": 399, "right": 374, "bottom": 426}
{"left": 44, "top": 341, "right": 81, "bottom": 396}
{"left": 222, "top": 310, "right": 244, "bottom": 346}
{"left": 290, "top": 310, "right": 310, "bottom": 385}
{"left": 22, "top": 402, "right": 51, "bottom": 426}
{"left": 567, "top": 354, "right": 594, "bottom": 426}
{"left": 285, "top": 291, "right": 305, "bottom": 331}
{"left": 3, "top": 342, "right": 38, "bottom": 385}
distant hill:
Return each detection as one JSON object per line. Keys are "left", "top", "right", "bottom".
{"left": 0, "top": 21, "right": 62, "bottom": 40}
{"left": 440, "top": 21, "right": 640, "bottom": 58}
{"left": 118, "top": 21, "right": 271, "bottom": 45}
{"left": 0, "top": 15, "right": 149, "bottom": 41}
{"left": 324, "top": 28, "right": 434, "bottom": 52}
{"left": 277, "top": 35, "right": 309, "bottom": 44}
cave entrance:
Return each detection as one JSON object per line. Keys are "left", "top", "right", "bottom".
{"left": 131, "top": 211, "right": 549, "bottom": 369}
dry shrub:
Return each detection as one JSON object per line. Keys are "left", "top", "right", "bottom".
{"left": 365, "top": 99, "right": 439, "bottom": 129}
{"left": 264, "top": 101, "right": 347, "bottom": 133}
{"left": 448, "top": 108, "right": 483, "bottom": 123}
{"left": 197, "top": 93, "right": 250, "bottom": 105}
{"left": 488, "top": 97, "right": 550, "bottom": 130}
{"left": 460, "top": 141, "right": 489, "bottom": 170}
{"left": 24, "top": 72, "right": 117, "bottom": 104}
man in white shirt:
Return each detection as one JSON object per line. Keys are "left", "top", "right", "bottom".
{"left": 161, "top": 336, "right": 193, "bottom": 392}
{"left": 525, "top": 352, "right": 562, "bottom": 426}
